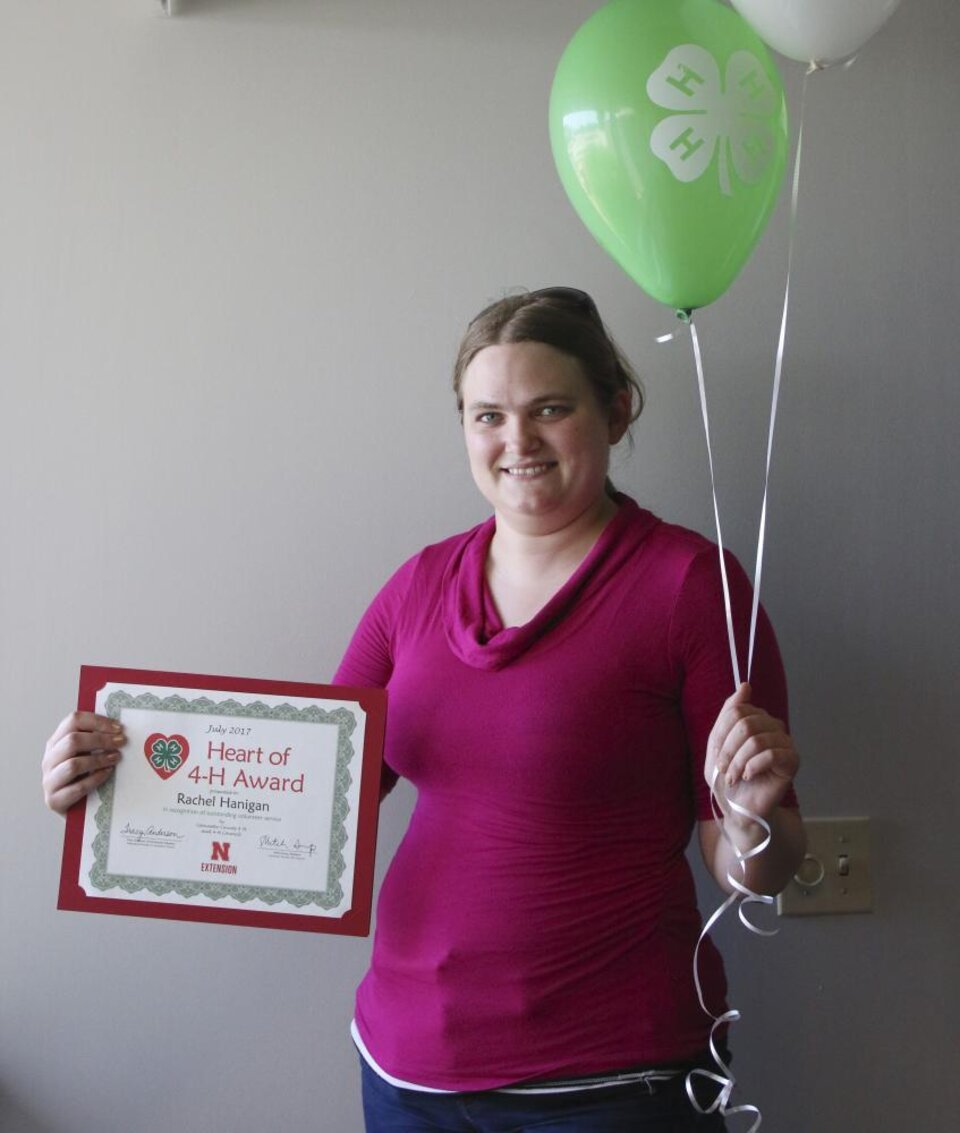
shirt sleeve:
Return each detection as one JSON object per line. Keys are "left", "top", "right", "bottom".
{"left": 668, "top": 544, "right": 797, "bottom": 821}
{"left": 334, "top": 554, "right": 419, "bottom": 799}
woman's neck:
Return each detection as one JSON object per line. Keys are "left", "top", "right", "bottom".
{"left": 486, "top": 493, "right": 620, "bottom": 627}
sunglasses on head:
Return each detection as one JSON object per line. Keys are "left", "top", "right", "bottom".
{"left": 528, "top": 287, "right": 599, "bottom": 314}
{"left": 470, "top": 286, "right": 601, "bottom": 326}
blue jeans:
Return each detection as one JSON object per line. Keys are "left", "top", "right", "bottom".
{"left": 360, "top": 1058, "right": 727, "bottom": 1132}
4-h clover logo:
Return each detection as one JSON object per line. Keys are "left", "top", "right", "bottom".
{"left": 646, "top": 45, "right": 780, "bottom": 197}
{"left": 144, "top": 732, "right": 190, "bottom": 780}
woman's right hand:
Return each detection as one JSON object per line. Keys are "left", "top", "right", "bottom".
{"left": 42, "top": 712, "right": 126, "bottom": 815}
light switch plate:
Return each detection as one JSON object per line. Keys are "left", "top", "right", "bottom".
{"left": 777, "top": 817, "right": 873, "bottom": 916}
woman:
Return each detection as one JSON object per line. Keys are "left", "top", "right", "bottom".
{"left": 43, "top": 289, "right": 804, "bottom": 1132}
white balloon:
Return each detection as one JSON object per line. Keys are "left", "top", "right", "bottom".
{"left": 729, "top": 0, "right": 901, "bottom": 65}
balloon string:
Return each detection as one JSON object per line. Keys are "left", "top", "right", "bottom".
{"left": 683, "top": 67, "right": 812, "bottom": 1130}
{"left": 686, "top": 66, "right": 810, "bottom": 686}
{"left": 687, "top": 319, "right": 741, "bottom": 688}
{"left": 746, "top": 66, "right": 810, "bottom": 679}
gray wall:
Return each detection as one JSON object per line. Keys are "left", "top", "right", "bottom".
{"left": 2, "top": 1, "right": 957, "bottom": 1130}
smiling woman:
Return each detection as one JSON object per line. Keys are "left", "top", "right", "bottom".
{"left": 461, "top": 340, "right": 625, "bottom": 529}
{"left": 453, "top": 291, "right": 643, "bottom": 626}
{"left": 332, "top": 289, "right": 803, "bottom": 1130}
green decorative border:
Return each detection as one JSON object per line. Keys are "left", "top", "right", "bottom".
{"left": 89, "top": 691, "right": 356, "bottom": 911}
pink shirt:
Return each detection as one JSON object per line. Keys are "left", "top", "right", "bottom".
{"left": 335, "top": 497, "right": 790, "bottom": 1091}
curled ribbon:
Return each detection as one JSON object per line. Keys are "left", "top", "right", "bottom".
{"left": 685, "top": 771, "right": 774, "bottom": 1131}
{"left": 680, "top": 65, "right": 814, "bottom": 1130}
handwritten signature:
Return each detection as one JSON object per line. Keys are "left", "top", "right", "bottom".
{"left": 121, "top": 823, "right": 184, "bottom": 842}
{"left": 258, "top": 835, "right": 317, "bottom": 857}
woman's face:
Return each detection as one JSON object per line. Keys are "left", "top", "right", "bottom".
{"left": 460, "top": 341, "right": 629, "bottom": 535}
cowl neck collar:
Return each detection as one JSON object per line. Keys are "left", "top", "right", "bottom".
{"left": 442, "top": 495, "right": 658, "bottom": 671}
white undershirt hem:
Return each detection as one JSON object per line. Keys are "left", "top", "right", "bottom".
{"left": 351, "top": 1020, "right": 683, "bottom": 1096}
{"left": 352, "top": 1019, "right": 453, "bottom": 1094}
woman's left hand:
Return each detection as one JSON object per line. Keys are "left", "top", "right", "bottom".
{"left": 704, "top": 682, "right": 799, "bottom": 822}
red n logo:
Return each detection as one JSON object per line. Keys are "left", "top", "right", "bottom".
{"left": 211, "top": 842, "right": 231, "bottom": 862}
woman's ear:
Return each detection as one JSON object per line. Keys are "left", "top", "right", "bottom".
{"left": 608, "top": 390, "right": 632, "bottom": 444}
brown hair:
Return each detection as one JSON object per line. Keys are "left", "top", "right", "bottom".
{"left": 452, "top": 288, "right": 644, "bottom": 433}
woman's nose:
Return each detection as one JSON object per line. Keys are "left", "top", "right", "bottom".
{"left": 505, "top": 416, "right": 540, "bottom": 453}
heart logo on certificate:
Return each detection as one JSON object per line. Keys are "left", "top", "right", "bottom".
{"left": 144, "top": 733, "right": 190, "bottom": 780}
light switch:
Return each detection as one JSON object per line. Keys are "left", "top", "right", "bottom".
{"left": 776, "top": 817, "right": 873, "bottom": 916}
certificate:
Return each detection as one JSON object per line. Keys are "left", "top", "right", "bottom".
{"left": 58, "top": 666, "right": 386, "bottom": 935}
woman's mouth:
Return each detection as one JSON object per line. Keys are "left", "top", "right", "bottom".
{"left": 502, "top": 463, "right": 555, "bottom": 478}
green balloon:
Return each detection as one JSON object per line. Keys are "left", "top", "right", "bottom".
{"left": 550, "top": 0, "right": 788, "bottom": 312}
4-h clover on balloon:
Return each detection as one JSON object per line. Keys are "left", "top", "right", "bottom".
{"left": 647, "top": 45, "right": 783, "bottom": 198}
{"left": 549, "top": 0, "right": 789, "bottom": 313}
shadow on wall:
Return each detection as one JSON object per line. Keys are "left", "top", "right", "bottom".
{"left": 0, "top": 1087, "right": 48, "bottom": 1133}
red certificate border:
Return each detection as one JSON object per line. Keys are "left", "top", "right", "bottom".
{"left": 58, "top": 665, "right": 386, "bottom": 936}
